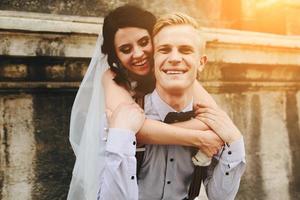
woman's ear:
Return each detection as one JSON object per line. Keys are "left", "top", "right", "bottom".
{"left": 198, "top": 55, "right": 207, "bottom": 72}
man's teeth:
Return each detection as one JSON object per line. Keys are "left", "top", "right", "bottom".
{"left": 166, "top": 70, "right": 184, "bottom": 74}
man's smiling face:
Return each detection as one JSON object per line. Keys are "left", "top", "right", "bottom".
{"left": 153, "top": 24, "right": 204, "bottom": 94}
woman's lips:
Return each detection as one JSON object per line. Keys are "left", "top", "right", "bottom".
{"left": 132, "top": 58, "right": 148, "bottom": 67}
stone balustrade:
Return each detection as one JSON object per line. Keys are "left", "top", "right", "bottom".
{"left": 1, "top": 10, "right": 300, "bottom": 92}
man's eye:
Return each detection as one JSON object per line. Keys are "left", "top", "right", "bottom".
{"left": 180, "top": 47, "right": 193, "bottom": 54}
{"left": 139, "top": 38, "right": 149, "bottom": 47}
{"left": 158, "top": 47, "right": 170, "bottom": 54}
{"left": 119, "top": 46, "right": 132, "bottom": 54}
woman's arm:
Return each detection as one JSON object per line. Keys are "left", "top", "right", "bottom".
{"left": 102, "top": 70, "right": 135, "bottom": 111}
{"left": 102, "top": 70, "right": 222, "bottom": 155}
{"left": 137, "top": 119, "right": 222, "bottom": 157}
{"left": 154, "top": 80, "right": 218, "bottom": 130}
{"left": 102, "top": 71, "right": 216, "bottom": 129}
{"left": 193, "top": 80, "right": 218, "bottom": 108}
{"left": 161, "top": 80, "right": 218, "bottom": 130}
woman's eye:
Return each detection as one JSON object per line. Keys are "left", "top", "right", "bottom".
{"left": 119, "top": 46, "right": 132, "bottom": 54}
{"left": 139, "top": 38, "right": 149, "bottom": 47}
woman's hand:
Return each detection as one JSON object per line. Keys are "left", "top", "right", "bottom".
{"left": 195, "top": 103, "right": 242, "bottom": 144}
{"left": 196, "top": 130, "right": 224, "bottom": 157}
{"left": 106, "top": 102, "right": 145, "bottom": 134}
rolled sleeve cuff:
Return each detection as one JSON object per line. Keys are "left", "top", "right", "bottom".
{"left": 106, "top": 128, "right": 136, "bottom": 156}
{"left": 220, "top": 136, "right": 246, "bottom": 165}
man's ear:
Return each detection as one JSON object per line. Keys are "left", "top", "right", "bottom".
{"left": 198, "top": 55, "right": 207, "bottom": 72}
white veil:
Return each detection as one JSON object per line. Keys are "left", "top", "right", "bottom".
{"left": 67, "top": 34, "right": 108, "bottom": 200}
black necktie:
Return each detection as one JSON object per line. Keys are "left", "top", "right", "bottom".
{"left": 164, "top": 110, "right": 194, "bottom": 124}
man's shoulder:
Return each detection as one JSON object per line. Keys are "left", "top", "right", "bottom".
{"left": 143, "top": 92, "right": 159, "bottom": 120}
{"left": 144, "top": 93, "right": 152, "bottom": 101}
{"left": 144, "top": 92, "right": 153, "bottom": 111}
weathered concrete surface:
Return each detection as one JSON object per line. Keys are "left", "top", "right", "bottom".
{"left": 285, "top": 0, "right": 300, "bottom": 35}
{"left": 0, "top": 11, "right": 102, "bottom": 34}
{"left": 0, "top": 9, "right": 300, "bottom": 200}
{"left": 0, "top": 93, "right": 75, "bottom": 200}
{"left": 0, "top": 96, "right": 35, "bottom": 200}
{"left": 0, "top": 55, "right": 89, "bottom": 84}
{"left": 1, "top": 0, "right": 209, "bottom": 17}
{"left": 1, "top": 0, "right": 300, "bottom": 34}
{"left": 1, "top": 12, "right": 300, "bottom": 88}
{"left": 212, "top": 92, "right": 300, "bottom": 200}
{"left": 0, "top": 0, "right": 114, "bottom": 16}
{"left": 1, "top": 91, "right": 300, "bottom": 200}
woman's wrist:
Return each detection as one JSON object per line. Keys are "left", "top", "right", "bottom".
{"left": 185, "top": 129, "right": 203, "bottom": 147}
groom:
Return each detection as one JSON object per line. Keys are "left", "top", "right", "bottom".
{"left": 100, "top": 13, "right": 246, "bottom": 200}
{"left": 137, "top": 13, "right": 245, "bottom": 200}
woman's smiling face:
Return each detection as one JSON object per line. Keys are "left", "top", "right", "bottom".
{"left": 114, "top": 27, "right": 153, "bottom": 76}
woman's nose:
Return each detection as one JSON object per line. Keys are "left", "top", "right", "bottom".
{"left": 132, "top": 46, "right": 144, "bottom": 59}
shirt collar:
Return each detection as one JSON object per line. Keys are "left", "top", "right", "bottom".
{"left": 151, "top": 90, "right": 193, "bottom": 121}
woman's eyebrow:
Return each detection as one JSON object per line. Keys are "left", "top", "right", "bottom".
{"left": 118, "top": 43, "right": 131, "bottom": 49}
{"left": 138, "top": 35, "right": 150, "bottom": 42}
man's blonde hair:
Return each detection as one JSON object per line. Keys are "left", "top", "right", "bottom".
{"left": 152, "top": 12, "right": 199, "bottom": 36}
{"left": 153, "top": 12, "right": 205, "bottom": 52}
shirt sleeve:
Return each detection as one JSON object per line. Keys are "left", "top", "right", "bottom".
{"left": 204, "top": 136, "right": 246, "bottom": 200}
{"left": 98, "top": 128, "right": 138, "bottom": 200}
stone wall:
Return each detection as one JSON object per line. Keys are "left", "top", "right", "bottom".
{"left": 0, "top": 9, "right": 300, "bottom": 200}
{"left": 1, "top": 0, "right": 300, "bottom": 35}
{"left": 0, "top": 0, "right": 113, "bottom": 16}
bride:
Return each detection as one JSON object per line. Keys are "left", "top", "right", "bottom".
{"left": 67, "top": 4, "right": 222, "bottom": 200}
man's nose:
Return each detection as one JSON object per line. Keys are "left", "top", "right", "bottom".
{"left": 132, "top": 46, "right": 144, "bottom": 59}
{"left": 168, "top": 49, "right": 182, "bottom": 65}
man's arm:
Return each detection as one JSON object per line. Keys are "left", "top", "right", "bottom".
{"left": 204, "top": 137, "right": 246, "bottom": 199}
{"left": 193, "top": 80, "right": 218, "bottom": 108}
{"left": 195, "top": 103, "right": 246, "bottom": 199}
{"left": 98, "top": 103, "right": 144, "bottom": 200}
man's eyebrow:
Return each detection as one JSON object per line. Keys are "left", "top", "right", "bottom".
{"left": 179, "top": 45, "right": 194, "bottom": 49}
{"left": 155, "top": 44, "right": 170, "bottom": 49}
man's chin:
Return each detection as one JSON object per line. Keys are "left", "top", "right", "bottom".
{"left": 163, "top": 85, "right": 188, "bottom": 94}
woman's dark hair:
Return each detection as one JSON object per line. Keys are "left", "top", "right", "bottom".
{"left": 101, "top": 4, "right": 156, "bottom": 87}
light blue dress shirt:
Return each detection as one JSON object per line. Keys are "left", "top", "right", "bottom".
{"left": 97, "top": 128, "right": 138, "bottom": 200}
{"left": 138, "top": 90, "right": 246, "bottom": 200}
{"left": 97, "top": 89, "right": 246, "bottom": 200}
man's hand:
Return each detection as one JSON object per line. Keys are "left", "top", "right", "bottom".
{"left": 196, "top": 130, "right": 224, "bottom": 157}
{"left": 106, "top": 102, "right": 145, "bottom": 134}
{"left": 195, "top": 103, "right": 242, "bottom": 144}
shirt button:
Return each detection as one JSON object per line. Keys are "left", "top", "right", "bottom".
{"left": 170, "top": 158, "right": 174, "bottom": 162}
{"left": 133, "top": 141, "right": 136, "bottom": 145}
{"left": 225, "top": 172, "right": 229, "bottom": 176}
{"left": 131, "top": 176, "right": 135, "bottom": 180}
{"left": 167, "top": 181, "right": 171, "bottom": 184}
{"left": 228, "top": 151, "right": 232, "bottom": 155}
